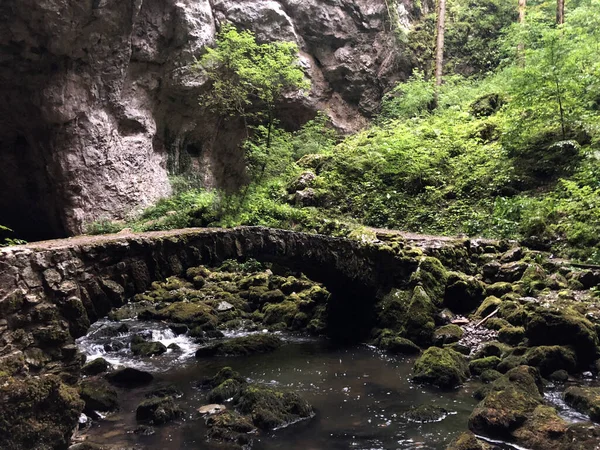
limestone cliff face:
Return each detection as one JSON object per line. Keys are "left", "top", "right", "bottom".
{"left": 0, "top": 0, "right": 430, "bottom": 239}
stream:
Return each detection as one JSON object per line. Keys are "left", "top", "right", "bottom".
{"left": 77, "top": 319, "right": 483, "bottom": 449}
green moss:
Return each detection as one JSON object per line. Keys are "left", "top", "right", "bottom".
{"left": 480, "top": 369, "right": 503, "bottom": 383}
{"left": 377, "top": 332, "right": 421, "bottom": 354}
{"left": 497, "top": 326, "right": 525, "bottom": 345}
{"left": 260, "top": 289, "right": 286, "bottom": 304}
{"left": 209, "top": 379, "right": 246, "bottom": 403}
{"left": 141, "top": 302, "right": 217, "bottom": 327}
{"left": 136, "top": 397, "right": 183, "bottom": 424}
{"left": 409, "top": 257, "right": 448, "bottom": 306}
{"left": 79, "top": 380, "right": 119, "bottom": 414}
{"left": 525, "top": 307, "right": 599, "bottom": 364}
{"left": 433, "top": 324, "right": 464, "bottom": 346}
{"left": 233, "top": 385, "right": 313, "bottom": 430}
{"left": 196, "top": 334, "right": 282, "bottom": 357}
{"left": 403, "top": 286, "right": 437, "bottom": 346}
{"left": 470, "top": 356, "right": 501, "bottom": 376}
{"left": 447, "top": 431, "right": 489, "bottom": 450}
{"left": 564, "top": 386, "right": 600, "bottom": 422}
{"left": 484, "top": 317, "right": 511, "bottom": 331}
{"left": 523, "top": 345, "right": 577, "bottom": 376}
{"left": 262, "top": 301, "right": 299, "bottom": 327}
{"left": 404, "top": 405, "right": 449, "bottom": 423}
{"left": 444, "top": 271, "right": 486, "bottom": 313}
{"left": 82, "top": 358, "right": 111, "bottom": 376}
{"left": 206, "top": 410, "right": 254, "bottom": 446}
{"left": 412, "top": 346, "right": 470, "bottom": 389}
{"left": 473, "top": 296, "right": 502, "bottom": 319}
{"left": 0, "top": 375, "right": 84, "bottom": 449}
{"left": 376, "top": 288, "right": 411, "bottom": 331}
{"left": 130, "top": 335, "right": 168, "bottom": 357}
{"left": 486, "top": 282, "right": 514, "bottom": 298}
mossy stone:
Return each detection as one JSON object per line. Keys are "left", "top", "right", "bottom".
{"left": 136, "top": 397, "right": 183, "bottom": 424}
{"left": 410, "top": 257, "right": 449, "bottom": 306}
{"left": 404, "top": 286, "right": 437, "bottom": 346}
{"left": 131, "top": 335, "right": 167, "bottom": 357}
{"left": 378, "top": 333, "right": 421, "bottom": 354}
{"left": 497, "top": 326, "right": 525, "bottom": 346}
{"left": 486, "top": 282, "right": 514, "bottom": 298}
{"left": 523, "top": 345, "right": 577, "bottom": 376}
{"left": 480, "top": 369, "right": 503, "bottom": 383}
{"left": 195, "top": 334, "right": 282, "bottom": 357}
{"left": 79, "top": 380, "right": 119, "bottom": 414}
{"left": 469, "top": 356, "right": 501, "bottom": 376}
{"left": 412, "top": 347, "right": 470, "bottom": 389}
{"left": 106, "top": 367, "right": 153, "bottom": 387}
{"left": 564, "top": 386, "right": 600, "bottom": 422}
{"left": 234, "top": 385, "right": 313, "bottom": 430}
{"left": 433, "top": 324, "right": 464, "bottom": 346}
{"left": 262, "top": 301, "right": 299, "bottom": 327}
{"left": 404, "top": 405, "right": 449, "bottom": 423}
{"left": 447, "top": 431, "right": 489, "bottom": 450}
{"left": 444, "top": 271, "right": 486, "bottom": 313}
{"left": 82, "top": 357, "right": 111, "bottom": 376}
{"left": 206, "top": 410, "right": 255, "bottom": 446}
{"left": 473, "top": 296, "right": 502, "bottom": 319}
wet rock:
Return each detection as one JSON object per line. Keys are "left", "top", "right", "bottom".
{"left": 412, "top": 347, "right": 470, "bottom": 389}
{"left": 199, "top": 404, "right": 227, "bottom": 415}
{"left": 136, "top": 397, "right": 183, "bottom": 425}
{"left": 522, "top": 346, "right": 577, "bottom": 376}
{"left": 195, "top": 334, "right": 282, "bottom": 357}
{"left": 206, "top": 410, "right": 255, "bottom": 447}
{"left": 468, "top": 366, "right": 544, "bottom": 439}
{"left": 485, "top": 282, "right": 513, "bottom": 298}
{"left": 409, "top": 257, "right": 449, "bottom": 306}
{"left": 469, "top": 357, "right": 501, "bottom": 376}
{"left": 444, "top": 272, "right": 486, "bottom": 313}
{"left": 525, "top": 308, "right": 599, "bottom": 364}
{"left": 377, "top": 332, "right": 421, "bottom": 355}
{"left": 262, "top": 301, "right": 299, "bottom": 328}
{"left": 549, "top": 370, "right": 569, "bottom": 382}
{"left": 168, "top": 343, "right": 182, "bottom": 352}
{"left": 79, "top": 380, "right": 119, "bottom": 416}
{"left": 105, "top": 367, "right": 153, "bottom": 387}
{"left": 403, "top": 286, "right": 437, "bottom": 346}
{"left": 496, "top": 261, "right": 529, "bottom": 282}
{"left": 564, "top": 386, "right": 600, "bottom": 422}
{"left": 446, "top": 431, "right": 490, "bottom": 450}
{"left": 480, "top": 369, "right": 503, "bottom": 384}
{"left": 169, "top": 324, "right": 189, "bottom": 335}
{"left": 473, "top": 296, "right": 502, "bottom": 319}
{"left": 433, "top": 324, "right": 464, "bottom": 346}
{"left": 133, "top": 425, "right": 156, "bottom": 436}
{"left": 234, "top": 385, "right": 314, "bottom": 430}
{"left": 404, "top": 405, "right": 449, "bottom": 423}
{"left": 145, "top": 385, "right": 183, "bottom": 399}
{"left": 130, "top": 335, "right": 167, "bottom": 357}
{"left": 497, "top": 326, "right": 525, "bottom": 346}
{"left": 0, "top": 375, "right": 84, "bottom": 450}
{"left": 140, "top": 302, "right": 217, "bottom": 328}
{"left": 500, "top": 247, "right": 524, "bottom": 263}
{"left": 217, "top": 301, "right": 235, "bottom": 312}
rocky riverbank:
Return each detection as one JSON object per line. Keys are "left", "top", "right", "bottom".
{"left": 1, "top": 227, "right": 600, "bottom": 449}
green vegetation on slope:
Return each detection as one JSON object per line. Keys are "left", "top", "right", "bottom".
{"left": 88, "top": 2, "right": 600, "bottom": 263}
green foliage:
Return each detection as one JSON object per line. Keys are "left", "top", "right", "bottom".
{"left": 195, "top": 24, "right": 309, "bottom": 123}
{"left": 0, "top": 225, "right": 27, "bottom": 247}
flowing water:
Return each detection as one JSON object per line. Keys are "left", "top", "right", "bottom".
{"left": 76, "top": 319, "right": 576, "bottom": 450}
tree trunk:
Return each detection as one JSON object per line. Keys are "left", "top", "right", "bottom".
{"left": 557, "top": 0, "right": 565, "bottom": 24}
{"left": 518, "top": 0, "right": 526, "bottom": 24}
{"left": 517, "top": 0, "right": 526, "bottom": 63}
{"left": 434, "top": 0, "right": 446, "bottom": 88}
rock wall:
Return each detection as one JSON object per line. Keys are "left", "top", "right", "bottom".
{"left": 0, "top": 0, "right": 431, "bottom": 239}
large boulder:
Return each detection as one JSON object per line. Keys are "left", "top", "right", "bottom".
{"left": 444, "top": 272, "right": 486, "bottom": 313}
{"left": 79, "top": 380, "right": 119, "bottom": 416}
{"left": 412, "top": 347, "right": 470, "bottom": 389}
{"left": 564, "top": 386, "right": 600, "bottom": 422}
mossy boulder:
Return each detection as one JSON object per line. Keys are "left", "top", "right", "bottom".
{"left": 468, "top": 366, "right": 543, "bottom": 439}
{"left": 206, "top": 410, "right": 255, "bottom": 447}
{"left": 433, "top": 324, "right": 464, "bottom": 346}
{"left": 522, "top": 346, "right": 577, "bottom": 376}
{"left": 377, "top": 333, "right": 421, "bottom": 355}
{"left": 473, "top": 296, "right": 502, "bottom": 319}
{"left": 564, "top": 386, "right": 600, "bottom": 422}
{"left": 209, "top": 379, "right": 246, "bottom": 404}
{"left": 410, "top": 257, "right": 448, "bottom": 306}
{"left": 412, "top": 347, "right": 470, "bottom": 389}
{"left": 480, "top": 369, "right": 503, "bottom": 383}
{"left": 525, "top": 307, "right": 598, "bottom": 363}
{"left": 82, "top": 357, "right": 111, "bottom": 376}
{"left": 136, "top": 397, "right": 183, "bottom": 424}
{"left": 79, "top": 380, "right": 119, "bottom": 415}
{"left": 140, "top": 302, "right": 217, "bottom": 328}
{"left": 469, "top": 357, "right": 501, "bottom": 376}
{"left": 377, "top": 288, "right": 411, "bottom": 331}
{"left": 486, "top": 282, "right": 514, "bottom": 298}
{"left": 444, "top": 272, "right": 486, "bottom": 313}
{"left": 484, "top": 317, "right": 511, "bottom": 331}
{"left": 403, "top": 286, "right": 437, "bottom": 346}
{"left": 234, "top": 385, "right": 313, "bottom": 430}
{"left": 130, "top": 335, "right": 167, "bottom": 357}
{"left": 0, "top": 375, "right": 84, "bottom": 450}
{"left": 195, "top": 334, "right": 282, "bottom": 357}
{"left": 497, "top": 326, "right": 525, "bottom": 346}
{"left": 404, "top": 405, "right": 449, "bottom": 423}
{"left": 446, "top": 431, "right": 490, "bottom": 450}
{"left": 475, "top": 341, "right": 511, "bottom": 359}
{"left": 262, "top": 301, "right": 299, "bottom": 328}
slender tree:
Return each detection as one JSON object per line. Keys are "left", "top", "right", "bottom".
{"left": 433, "top": 0, "right": 447, "bottom": 105}
{"left": 557, "top": 0, "right": 565, "bottom": 24}
{"left": 517, "top": 0, "right": 527, "bottom": 62}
